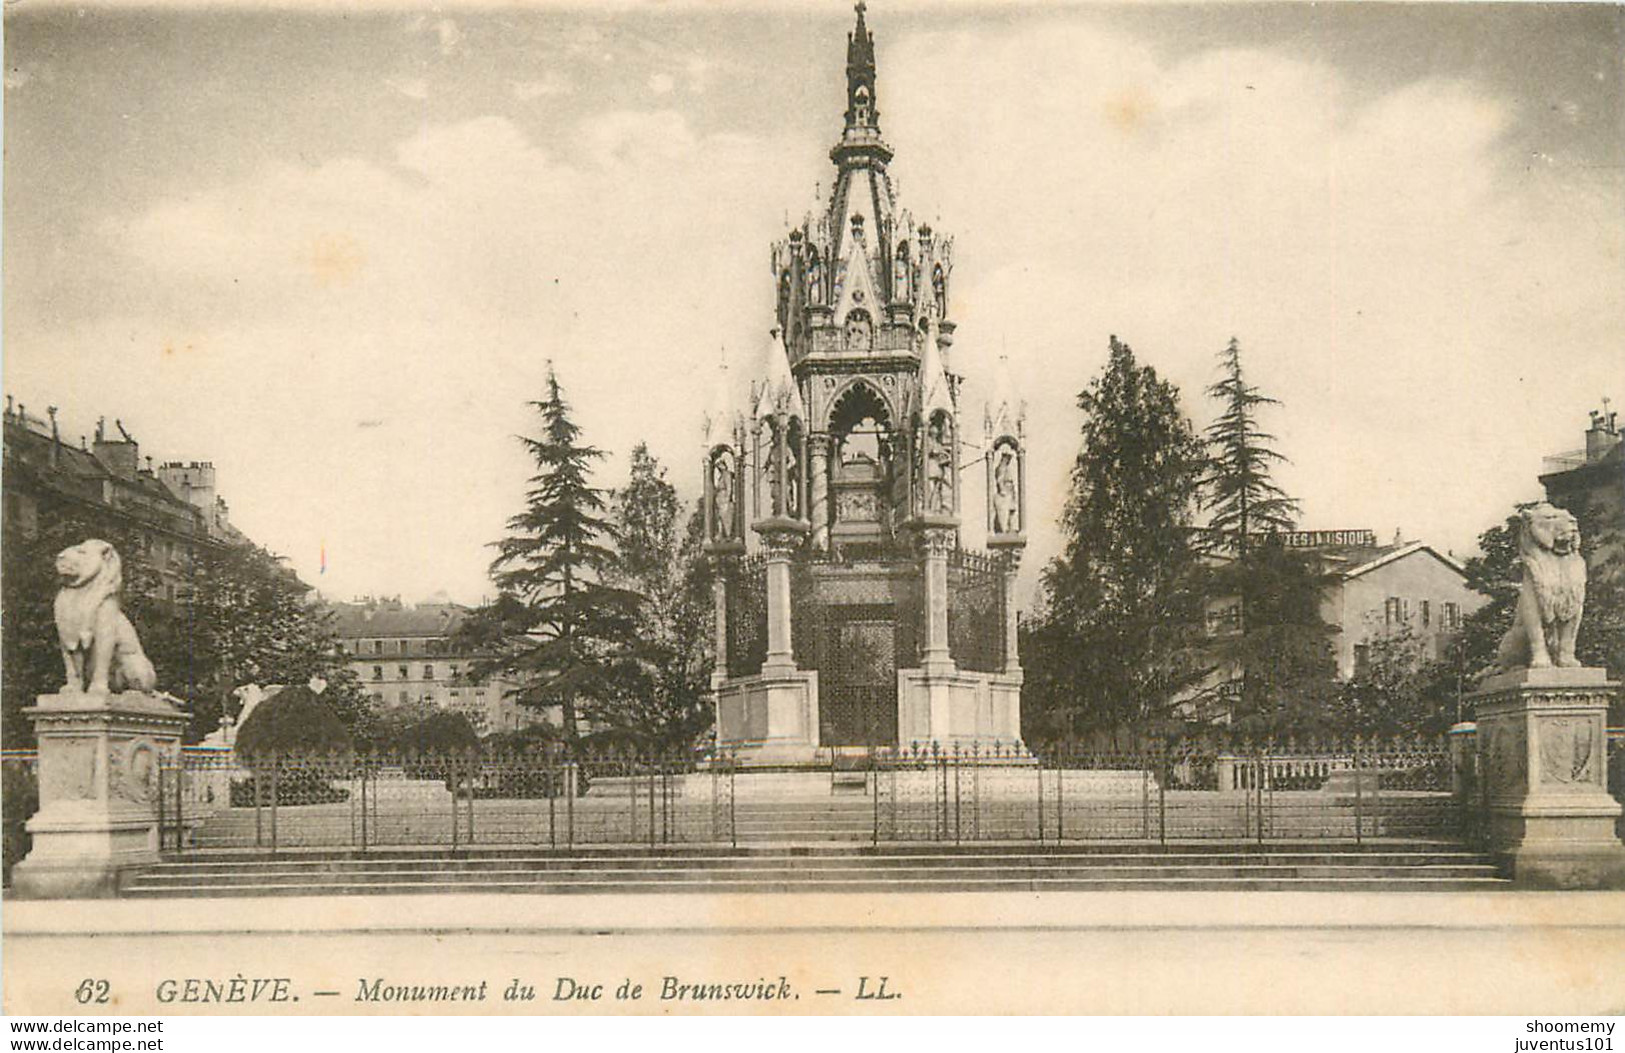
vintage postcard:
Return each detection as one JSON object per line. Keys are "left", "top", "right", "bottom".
{"left": 3, "top": 0, "right": 1623, "bottom": 1022}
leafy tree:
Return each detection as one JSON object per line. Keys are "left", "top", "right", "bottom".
{"left": 458, "top": 368, "right": 643, "bottom": 743}
{"left": 1201, "top": 337, "right": 1300, "bottom": 557}
{"left": 0, "top": 510, "right": 367, "bottom": 747}
{"left": 1328, "top": 625, "right": 1458, "bottom": 737}
{"left": 1022, "top": 336, "right": 1211, "bottom": 737}
{"left": 233, "top": 682, "right": 354, "bottom": 757}
{"left": 604, "top": 445, "right": 715, "bottom": 747}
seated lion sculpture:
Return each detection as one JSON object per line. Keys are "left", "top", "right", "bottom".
{"left": 54, "top": 539, "right": 158, "bottom": 695}
{"left": 1495, "top": 502, "right": 1586, "bottom": 671}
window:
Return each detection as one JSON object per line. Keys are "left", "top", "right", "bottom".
{"left": 1384, "top": 597, "right": 1403, "bottom": 626}
{"left": 450, "top": 664, "right": 460, "bottom": 680}
{"left": 449, "top": 689, "right": 460, "bottom": 699}
{"left": 372, "top": 666, "right": 383, "bottom": 681}
{"left": 1443, "top": 602, "right": 1460, "bottom": 630}
{"left": 1354, "top": 644, "right": 1371, "bottom": 677}
{"left": 423, "top": 664, "right": 435, "bottom": 680}
{"left": 399, "top": 639, "right": 410, "bottom": 655}
{"left": 398, "top": 691, "right": 409, "bottom": 705}
{"left": 397, "top": 665, "right": 409, "bottom": 679}
{"left": 371, "top": 691, "right": 383, "bottom": 703}
{"left": 372, "top": 640, "right": 383, "bottom": 655}
{"left": 1420, "top": 600, "right": 1430, "bottom": 628}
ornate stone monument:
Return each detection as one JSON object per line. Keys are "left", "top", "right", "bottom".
{"left": 1469, "top": 504, "right": 1625, "bottom": 889}
{"left": 703, "top": 5, "right": 1025, "bottom": 763}
{"left": 11, "top": 540, "right": 188, "bottom": 898}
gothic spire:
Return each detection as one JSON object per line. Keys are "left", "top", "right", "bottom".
{"left": 844, "top": 1, "right": 879, "bottom": 136}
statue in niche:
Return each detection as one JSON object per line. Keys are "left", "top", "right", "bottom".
{"left": 992, "top": 443, "right": 1020, "bottom": 534}
{"left": 845, "top": 310, "right": 872, "bottom": 352}
{"left": 893, "top": 244, "right": 911, "bottom": 303}
{"left": 783, "top": 436, "right": 802, "bottom": 519}
{"left": 711, "top": 451, "right": 736, "bottom": 540}
{"left": 806, "top": 251, "right": 824, "bottom": 306}
{"left": 931, "top": 264, "right": 947, "bottom": 317}
{"left": 925, "top": 414, "right": 954, "bottom": 515}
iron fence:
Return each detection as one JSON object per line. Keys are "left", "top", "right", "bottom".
{"left": 143, "top": 736, "right": 1465, "bottom": 854}
{"left": 724, "top": 556, "right": 768, "bottom": 677}
{"left": 871, "top": 736, "right": 1460, "bottom": 845}
{"left": 160, "top": 746, "right": 737, "bottom": 856}
{"left": 947, "top": 548, "right": 1005, "bottom": 673}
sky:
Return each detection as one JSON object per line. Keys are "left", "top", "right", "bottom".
{"left": 5, "top": 1, "right": 1622, "bottom": 609}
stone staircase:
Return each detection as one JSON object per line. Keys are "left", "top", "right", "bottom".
{"left": 122, "top": 842, "right": 1509, "bottom": 897}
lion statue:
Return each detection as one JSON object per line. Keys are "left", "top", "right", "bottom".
{"left": 1494, "top": 502, "right": 1586, "bottom": 672}
{"left": 54, "top": 539, "right": 158, "bottom": 695}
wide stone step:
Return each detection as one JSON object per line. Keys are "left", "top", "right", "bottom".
{"left": 123, "top": 841, "right": 1508, "bottom": 896}
{"left": 121, "top": 874, "right": 1509, "bottom": 897}
{"left": 120, "top": 858, "right": 1501, "bottom": 884}
{"left": 134, "top": 852, "right": 1495, "bottom": 875}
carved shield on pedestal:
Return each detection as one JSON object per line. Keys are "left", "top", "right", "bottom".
{"left": 1539, "top": 718, "right": 1597, "bottom": 786}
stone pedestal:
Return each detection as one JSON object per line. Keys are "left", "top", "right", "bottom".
{"left": 11, "top": 691, "right": 187, "bottom": 899}
{"left": 1471, "top": 668, "right": 1625, "bottom": 890}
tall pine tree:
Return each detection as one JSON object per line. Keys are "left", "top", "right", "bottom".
{"left": 1202, "top": 337, "right": 1299, "bottom": 556}
{"left": 1023, "top": 336, "right": 1211, "bottom": 737}
{"left": 461, "top": 368, "right": 642, "bottom": 742}
{"left": 1198, "top": 338, "right": 1336, "bottom": 734}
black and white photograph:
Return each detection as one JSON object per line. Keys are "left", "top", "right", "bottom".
{"left": 2, "top": 0, "right": 1622, "bottom": 1030}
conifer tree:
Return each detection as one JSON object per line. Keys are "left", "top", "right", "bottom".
{"left": 1023, "top": 336, "right": 1211, "bottom": 736}
{"left": 1202, "top": 337, "right": 1299, "bottom": 557}
{"left": 1198, "top": 338, "right": 1336, "bottom": 734}
{"left": 461, "top": 368, "right": 642, "bottom": 742}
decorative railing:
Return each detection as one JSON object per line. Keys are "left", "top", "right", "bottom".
{"left": 724, "top": 555, "right": 768, "bottom": 677}
{"left": 947, "top": 548, "right": 1005, "bottom": 673}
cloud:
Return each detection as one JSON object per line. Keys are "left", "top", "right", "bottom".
{"left": 404, "top": 14, "right": 463, "bottom": 56}
{"left": 8, "top": 17, "right": 1619, "bottom": 608}
{"left": 511, "top": 72, "right": 573, "bottom": 100}
{"left": 881, "top": 21, "right": 1623, "bottom": 600}
{"left": 43, "top": 111, "right": 812, "bottom": 603}
{"left": 384, "top": 77, "right": 429, "bottom": 100}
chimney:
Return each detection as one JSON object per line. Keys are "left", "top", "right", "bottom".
{"left": 46, "top": 406, "right": 60, "bottom": 468}
{"left": 92, "top": 418, "right": 139, "bottom": 479}
{"left": 1586, "top": 404, "right": 1621, "bottom": 464}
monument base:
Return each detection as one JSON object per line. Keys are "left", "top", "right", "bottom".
{"left": 714, "top": 666, "right": 822, "bottom": 767}
{"left": 1471, "top": 667, "right": 1625, "bottom": 890}
{"left": 12, "top": 690, "right": 187, "bottom": 899}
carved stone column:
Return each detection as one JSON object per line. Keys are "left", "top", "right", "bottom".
{"left": 918, "top": 525, "right": 957, "bottom": 676}
{"left": 1470, "top": 667, "right": 1625, "bottom": 889}
{"left": 757, "top": 523, "right": 807, "bottom": 674}
{"left": 998, "top": 549, "right": 1023, "bottom": 675}
{"left": 710, "top": 569, "right": 730, "bottom": 689}
{"left": 808, "top": 434, "right": 831, "bottom": 553}
{"left": 12, "top": 691, "right": 188, "bottom": 899}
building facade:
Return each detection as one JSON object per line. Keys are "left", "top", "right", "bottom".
{"left": 1193, "top": 530, "right": 1487, "bottom": 719}
{"left": 1311, "top": 538, "right": 1486, "bottom": 679}
{"left": 330, "top": 598, "right": 545, "bottom": 737}
{"left": 1540, "top": 406, "right": 1623, "bottom": 566}
{"left": 702, "top": 4, "right": 1025, "bottom": 762}
{"left": 3, "top": 399, "right": 246, "bottom": 601}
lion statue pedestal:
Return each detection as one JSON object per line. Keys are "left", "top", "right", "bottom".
{"left": 11, "top": 691, "right": 188, "bottom": 899}
{"left": 1466, "top": 506, "right": 1625, "bottom": 889}
{"left": 12, "top": 540, "right": 187, "bottom": 899}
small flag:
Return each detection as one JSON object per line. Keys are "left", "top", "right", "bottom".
{"left": 320, "top": 541, "right": 327, "bottom": 575}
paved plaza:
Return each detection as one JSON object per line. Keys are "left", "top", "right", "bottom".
{"left": 7, "top": 890, "right": 1625, "bottom": 1015}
